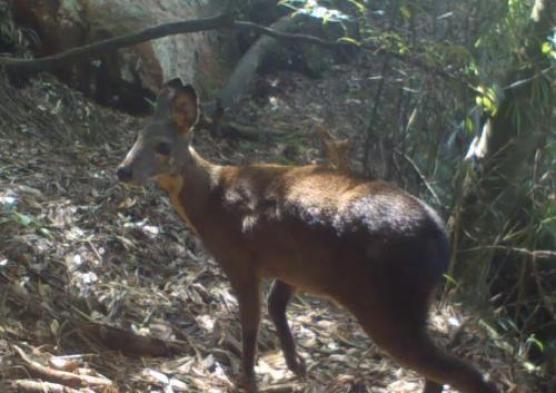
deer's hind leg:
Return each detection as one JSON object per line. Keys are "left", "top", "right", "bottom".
{"left": 347, "top": 300, "right": 498, "bottom": 393}
{"left": 268, "top": 280, "right": 306, "bottom": 377}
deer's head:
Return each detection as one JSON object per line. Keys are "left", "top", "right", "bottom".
{"left": 117, "top": 79, "right": 199, "bottom": 185}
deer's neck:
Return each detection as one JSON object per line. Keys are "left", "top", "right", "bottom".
{"left": 155, "top": 145, "right": 223, "bottom": 233}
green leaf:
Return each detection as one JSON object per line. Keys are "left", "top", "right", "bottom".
{"left": 338, "top": 36, "right": 361, "bottom": 46}
{"left": 443, "top": 274, "right": 458, "bottom": 286}
{"left": 346, "top": 0, "right": 367, "bottom": 14}
{"left": 278, "top": 0, "right": 299, "bottom": 11}
{"left": 38, "top": 227, "right": 52, "bottom": 238}
{"left": 475, "top": 84, "right": 502, "bottom": 116}
{"left": 50, "top": 319, "right": 60, "bottom": 336}
{"left": 526, "top": 335, "right": 544, "bottom": 352}
{"left": 465, "top": 117, "right": 475, "bottom": 135}
{"left": 13, "top": 211, "right": 33, "bottom": 227}
{"left": 400, "top": 5, "right": 411, "bottom": 21}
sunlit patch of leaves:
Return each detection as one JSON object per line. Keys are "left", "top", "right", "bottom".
{"left": 279, "top": 0, "right": 352, "bottom": 22}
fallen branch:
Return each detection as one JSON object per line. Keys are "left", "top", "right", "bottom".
{"left": 259, "top": 382, "right": 305, "bottom": 393}
{"left": 0, "top": 12, "right": 233, "bottom": 74}
{"left": 80, "top": 321, "right": 190, "bottom": 357}
{"left": 12, "top": 345, "right": 112, "bottom": 388}
{"left": 10, "top": 379, "right": 87, "bottom": 393}
{"left": 0, "top": 11, "right": 462, "bottom": 87}
{"left": 233, "top": 20, "right": 353, "bottom": 49}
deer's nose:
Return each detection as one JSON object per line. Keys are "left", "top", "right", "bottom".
{"left": 117, "top": 166, "right": 133, "bottom": 182}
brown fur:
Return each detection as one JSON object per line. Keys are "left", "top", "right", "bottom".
{"left": 117, "top": 80, "right": 499, "bottom": 393}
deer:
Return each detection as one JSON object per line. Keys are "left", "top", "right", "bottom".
{"left": 116, "top": 78, "right": 499, "bottom": 393}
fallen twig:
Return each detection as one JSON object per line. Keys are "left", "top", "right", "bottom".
{"left": 259, "top": 382, "right": 305, "bottom": 393}
{"left": 80, "top": 321, "right": 190, "bottom": 357}
{"left": 12, "top": 345, "right": 112, "bottom": 388}
{"left": 10, "top": 379, "right": 89, "bottom": 393}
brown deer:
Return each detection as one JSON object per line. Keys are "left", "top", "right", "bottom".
{"left": 117, "top": 79, "right": 499, "bottom": 393}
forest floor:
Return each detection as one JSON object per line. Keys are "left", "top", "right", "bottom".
{"left": 0, "top": 68, "right": 545, "bottom": 393}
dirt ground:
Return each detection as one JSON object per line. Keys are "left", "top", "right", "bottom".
{"left": 0, "top": 68, "right": 545, "bottom": 392}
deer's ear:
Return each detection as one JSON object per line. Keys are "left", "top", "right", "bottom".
{"left": 159, "top": 79, "right": 199, "bottom": 134}
{"left": 171, "top": 84, "right": 199, "bottom": 134}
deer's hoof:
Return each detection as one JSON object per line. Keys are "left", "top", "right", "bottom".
{"left": 236, "top": 373, "right": 258, "bottom": 393}
{"left": 287, "top": 354, "right": 307, "bottom": 378}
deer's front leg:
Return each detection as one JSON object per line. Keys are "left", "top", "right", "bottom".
{"left": 230, "top": 272, "right": 261, "bottom": 392}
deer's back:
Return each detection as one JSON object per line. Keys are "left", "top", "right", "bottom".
{"left": 183, "top": 164, "right": 448, "bottom": 303}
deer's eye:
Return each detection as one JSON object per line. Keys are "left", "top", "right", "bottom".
{"left": 155, "top": 142, "right": 171, "bottom": 156}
